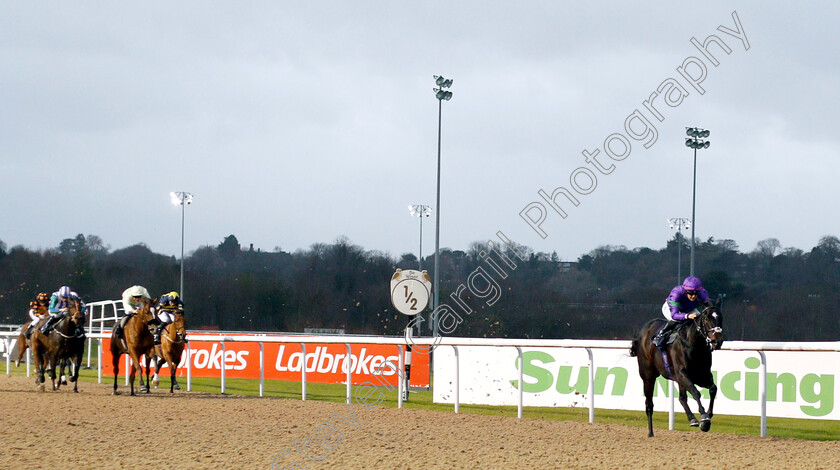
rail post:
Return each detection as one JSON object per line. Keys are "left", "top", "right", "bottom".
{"left": 259, "top": 341, "right": 264, "bottom": 397}
{"left": 186, "top": 341, "right": 192, "bottom": 391}
{"left": 97, "top": 339, "right": 102, "bottom": 383}
{"left": 301, "top": 343, "right": 307, "bottom": 400}
{"left": 345, "top": 343, "right": 352, "bottom": 404}
{"left": 515, "top": 346, "right": 523, "bottom": 419}
{"left": 586, "top": 348, "right": 594, "bottom": 424}
{"left": 453, "top": 346, "right": 460, "bottom": 414}
{"left": 759, "top": 351, "right": 767, "bottom": 437}
{"left": 220, "top": 341, "right": 226, "bottom": 394}
{"left": 397, "top": 344, "right": 404, "bottom": 409}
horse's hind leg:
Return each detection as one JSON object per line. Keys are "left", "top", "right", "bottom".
{"left": 643, "top": 377, "right": 656, "bottom": 437}
{"left": 112, "top": 351, "right": 121, "bottom": 395}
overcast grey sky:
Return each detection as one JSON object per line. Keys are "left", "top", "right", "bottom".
{"left": 2, "top": 2, "right": 837, "bottom": 261}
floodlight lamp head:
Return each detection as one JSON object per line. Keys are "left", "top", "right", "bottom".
{"left": 685, "top": 139, "right": 692, "bottom": 147}
{"left": 686, "top": 128, "right": 695, "bottom": 137}
{"left": 702, "top": 130, "right": 710, "bottom": 138}
{"left": 434, "top": 75, "right": 445, "bottom": 86}
{"left": 703, "top": 141, "right": 710, "bottom": 149}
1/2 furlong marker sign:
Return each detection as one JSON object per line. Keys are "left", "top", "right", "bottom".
{"left": 390, "top": 269, "right": 431, "bottom": 316}
{"left": 101, "top": 333, "right": 430, "bottom": 387}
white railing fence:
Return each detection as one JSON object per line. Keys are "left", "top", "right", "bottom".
{"left": 1, "top": 331, "right": 838, "bottom": 438}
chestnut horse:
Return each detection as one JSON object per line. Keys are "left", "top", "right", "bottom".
{"left": 148, "top": 312, "right": 187, "bottom": 393}
{"left": 29, "top": 300, "right": 84, "bottom": 392}
{"left": 630, "top": 304, "right": 724, "bottom": 437}
{"left": 15, "top": 305, "right": 49, "bottom": 367}
{"left": 111, "top": 297, "right": 156, "bottom": 396}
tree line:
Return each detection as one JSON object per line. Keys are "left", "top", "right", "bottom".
{"left": 1, "top": 233, "right": 837, "bottom": 341}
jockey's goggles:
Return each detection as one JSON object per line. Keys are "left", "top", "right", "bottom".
{"left": 685, "top": 290, "right": 698, "bottom": 296}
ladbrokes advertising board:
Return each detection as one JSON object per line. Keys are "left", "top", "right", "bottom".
{"left": 102, "top": 333, "right": 430, "bottom": 387}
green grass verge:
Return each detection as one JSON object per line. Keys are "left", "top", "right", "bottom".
{"left": 5, "top": 362, "right": 836, "bottom": 441}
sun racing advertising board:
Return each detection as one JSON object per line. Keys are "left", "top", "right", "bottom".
{"left": 433, "top": 345, "right": 838, "bottom": 420}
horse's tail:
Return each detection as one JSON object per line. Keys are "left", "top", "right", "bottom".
{"left": 629, "top": 336, "right": 639, "bottom": 357}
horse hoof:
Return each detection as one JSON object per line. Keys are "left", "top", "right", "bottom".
{"left": 689, "top": 418, "right": 700, "bottom": 427}
{"left": 174, "top": 383, "right": 181, "bottom": 391}
{"left": 700, "top": 421, "right": 711, "bottom": 432}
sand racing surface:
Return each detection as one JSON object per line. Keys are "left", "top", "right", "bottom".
{"left": 1, "top": 374, "right": 838, "bottom": 469}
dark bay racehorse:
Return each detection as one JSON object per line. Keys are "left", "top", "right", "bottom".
{"left": 111, "top": 297, "right": 156, "bottom": 396}
{"left": 630, "top": 304, "right": 724, "bottom": 437}
{"left": 148, "top": 312, "right": 187, "bottom": 393}
{"left": 29, "top": 300, "right": 85, "bottom": 392}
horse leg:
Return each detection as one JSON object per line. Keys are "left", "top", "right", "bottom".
{"left": 48, "top": 357, "right": 58, "bottom": 391}
{"left": 707, "top": 383, "right": 717, "bottom": 419}
{"left": 71, "top": 350, "right": 82, "bottom": 393}
{"left": 34, "top": 352, "right": 46, "bottom": 391}
{"left": 643, "top": 376, "right": 656, "bottom": 437}
{"left": 152, "top": 353, "right": 161, "bottom": 388}
{"left": 112, "top": 350, "right": 121, "bottom": 395}
{"left": 138, "top": 354, "right": 150, "bottom": 393}
{"left": 129, "top": 352, "right": 140, "bottom": 396}
{"left": 58, "top": 358, "right": 67, "bottom": 386}
{"left": 55, "top": 360, "right": 63, "bottom": 391}
{"left": 143, "top": 355, "right": 152, "bottom": 393}
{"left": 682, "top": 381, "right": 711, "bottom": 432}
{"left": 677, "top": 384, "right": 699, "bottom": 427}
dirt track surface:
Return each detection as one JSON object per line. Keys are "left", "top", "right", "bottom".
{"left": 1, "top": 375, "right": 839, "bottom": 469}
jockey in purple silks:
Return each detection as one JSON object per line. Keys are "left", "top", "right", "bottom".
{"left": 652, "top": 276, "right": 712, "bottom": 375}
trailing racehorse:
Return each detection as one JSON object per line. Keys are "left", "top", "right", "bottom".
{"left": 630, "top": 305, "right": 724, "bottom": 437}
{"left": 148, "top": 312, "right": 187, "bottom": 393}
{"left": 15, "top": 319, "right": 38, "bottom": 368}
{"left": 111, "top": 297, "right": 157, "bottom": 396}
{"left": 29, "top": 299, "right": 85, "bottom": 392}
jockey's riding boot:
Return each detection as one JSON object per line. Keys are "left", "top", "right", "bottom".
{"left": 40, "top": 316, "right": 57, "bottom": 334}
{"left": 75, "top": 325, "right": 86, "bottom": 339}
{"left": 153, "top": 324, "right": 165, "bottom": 345}
{"left": 652, "top": 330, "right": 666, "bottom": 350}
{"left": 114, "top": 313, "right": 134, "bottom": 338}
{"left": 24, "top": 324, "right": 35, "bottom": 339}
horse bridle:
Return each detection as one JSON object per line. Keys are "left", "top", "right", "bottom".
{"left": 693, "top": 307, "right": 723, "bottom": 349}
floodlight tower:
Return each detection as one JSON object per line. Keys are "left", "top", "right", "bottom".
{"left": 408, "top": 205, "right": 432, "bottom": 271}
{"left": 170, "top": 191, "right": 194, "bottom": 300}
{"left": 684, "top": 127, "right": 710, "bottom": 276}
{"left": 431, "top": 75, "right": 453, "bottom": 338}
{"left": 668, "top": 218, "right": 691, "bottom": 283}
